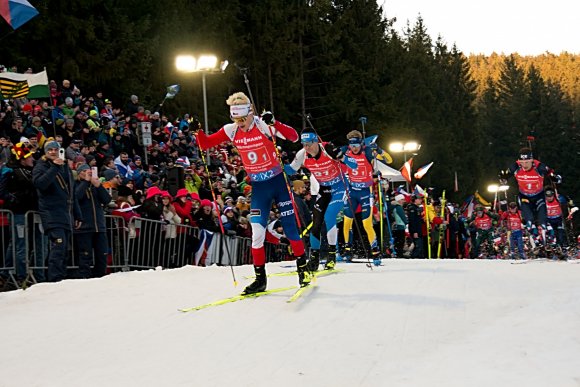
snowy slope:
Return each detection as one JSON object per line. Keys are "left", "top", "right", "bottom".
{"left": 1, "top": 259, "right": 579, "bottom": 387}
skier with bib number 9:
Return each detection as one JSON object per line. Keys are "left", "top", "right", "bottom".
{"left": 195, "top": 92, "right": 309, "bottom": 295}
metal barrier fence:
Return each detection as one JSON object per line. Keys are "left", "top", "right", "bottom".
{"left": 126, "top": 216, "right": 201, "bottom": 269}
{"left": 207, "top": 235, "right": 292, "bottom": 266}
{"left": 1, "top": 210, "right": 293, "bottom": 289}
{"left": 0, "top": 209, "right": 17, "bottom": 288}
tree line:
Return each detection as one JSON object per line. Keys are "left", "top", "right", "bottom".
{"left": 1, "top": 0, "right": 578, "bottom": 201}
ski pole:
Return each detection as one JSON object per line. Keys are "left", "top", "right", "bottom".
{"left": 424, "top": 194, "right": 431, "bottom": 259}
{"left": 437, "top": 190, "right": 446, "bottom": 258}
{"left": 198, "top": 143, "right": 238, "bottom": 287}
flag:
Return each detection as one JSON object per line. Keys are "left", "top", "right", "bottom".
{"left": 454, "top": 171, "right": 459, "bottom": 192}
{"left": 399, "top": 157, "right": 413, "bottom": 183}
{"left": 413, "top": 184, "right": 425, "bottom": 197}
{"left": 460, "top": 195, "right": 474, "bottom": 218}
{"left": 413, "top": 161, "right": 434, "bottom": 180}
{"left": 193, "top": 229, "right": 214, "bottom": 266}
{"left": 164, "top": 84, "right": 180, "bottom": 99}
{"left": 0, "top": 70, "right": 49, "bottom": 99}
{"left": 0, "top": 0, "right": 39, "bottom": 30}
{"left": 474, "top": 191, "right": 491, "bottom": 206}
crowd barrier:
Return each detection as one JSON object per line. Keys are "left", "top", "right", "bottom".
{"left": 0, "top": 210, "right": 292, "bottom": 289}
{"left": 0, "top": 209, "right": 17, "bottom": 287}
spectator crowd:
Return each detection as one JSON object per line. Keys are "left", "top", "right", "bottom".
{"left": 1, "top": 72, "right": 578, "bottom": 291}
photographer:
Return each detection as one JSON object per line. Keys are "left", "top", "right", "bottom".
{"left": 32, "top": 140, "right": 82, "bottom": 282}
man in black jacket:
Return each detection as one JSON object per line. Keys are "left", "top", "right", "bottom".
{"left": 74, "top": 163, "right": 111, "bottom": 278}
{"left": 32, "top": 140, "right": 82, "bottom": 282}
{"left": 407, "top": 194, "right": 424, "bottom": 258}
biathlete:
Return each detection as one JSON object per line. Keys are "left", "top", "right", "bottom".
{"left": 500, "top": 202, "right": 526, "bottom": 259}
{"left": 341, "top": 130, "right": 389, "bottom": 264}
{"left": 500, "top": 147, "right": 559, "bottom": 245}
{"left": 196, "top": 92, "right": 309, "bottom": 294}
{"left": 284, "top": 127, "right": 357, "bottom": 271}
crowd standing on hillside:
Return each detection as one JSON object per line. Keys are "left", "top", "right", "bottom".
{"left": 0, "top": 75, "right": 578, "bottom": 292}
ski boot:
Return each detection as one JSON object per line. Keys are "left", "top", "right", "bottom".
{"left": 307, "top": 250, "right": 320, "bottom": 272}
{"left": 242, "top": 265, "right": 267, "bottom": 295}
{"left": 371, "top": 246, "right": 382, "bottom": 266}
{"left": 324, "top": 246, "right": 337, "bottom": 270}
{"left": 296, "top": 255, "right": 312, "bottom": 287}
{"left": 342, "top": 245, "right": 352, "bottom": 262}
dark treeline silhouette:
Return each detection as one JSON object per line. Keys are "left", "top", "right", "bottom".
{"left": 1, "top": 0, "right": 578, "bottom": 201}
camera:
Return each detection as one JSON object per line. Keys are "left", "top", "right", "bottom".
{"left": 58, "top": 148, "right": 65, "bottom": 160}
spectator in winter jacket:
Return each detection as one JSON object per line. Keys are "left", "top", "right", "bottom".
{"left": 74, "top": 163, "right": 111, "bottom": 278}
{"left": 173, "top": 188, "right": 194, "bottom": 227}
{"left": 0, "top": 142, "right": 45, "bottom": 286}
{"left": 32, "top": 140, "right": 83, "bottom": 282}
{"left": 407, "top": 194, "right": 424, "bottom": 258}
{"left": 391, "top": 194, "right": 408, "bottom": 258}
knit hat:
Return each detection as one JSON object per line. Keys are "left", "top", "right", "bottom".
{"left": 117, "top": 185, "right": 133, "bottom": 197}
{"left": 200, "top": 199, "right": 212, "bottom": 208}
{"left": 103, "top": 169, "right": 118, "bottom": 181}
{"left": 223, "top": 206, "right": 234, "bottom": 213}
{"left": 44, "top": 140, "right": 60, "bottom": 152}
{"left": 76, "top": 163, "right": 90, "bottom": 173}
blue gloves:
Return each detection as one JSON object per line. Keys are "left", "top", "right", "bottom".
{"left": 284, "top": 164, "right": 297, "bottom": 176}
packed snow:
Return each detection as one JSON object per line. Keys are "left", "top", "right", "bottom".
{"left": 1, "top": 259, "right": 580, "bottom": 387}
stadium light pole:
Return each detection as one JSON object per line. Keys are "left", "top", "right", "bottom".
{"left": 175, "top": 54, "right": 229, "bottom": 164}
{"left": 389, "top": 141, "right": 421, "bottom": 191}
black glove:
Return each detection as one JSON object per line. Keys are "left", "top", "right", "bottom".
{"left": 260, "top": 111, "right": 275, "bottom": 126}
{"left": 280, "top": 237, "right": 290, "bottom": 245}
{"left": 550, "top": 173, "right": 562, "bottom": 184}
{"left": 324, "top": 142, "right": 342, "bottom": 159}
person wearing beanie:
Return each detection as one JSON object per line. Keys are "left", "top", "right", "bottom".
{"left": 193, "top": 199, "right": 220, "bottom": 234}
{"left": 33, "top": 136, "right": 83, "bottom": 282}
{"left": 391, "top": 193, "right": 408, "bottom": 258}
{"left": 407, "top": 194, "right": 425, "bottom": 258}
{"left": 0, "top": 141, "right": 45, "bottom": 287}
{"left": 285, "top": 128, "right": 357, "bottom": 271}
{"left": 291, "top": 179, "right": 311, "bottom": 233}
{"left": 74, "top": 163, "right": 112, "bottom": 278}
{"left": 195, "top": 91, "right": 309, "bottom": 294}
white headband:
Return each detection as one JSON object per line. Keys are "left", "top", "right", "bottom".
{"left": 230, "top": 104, "right": 251, "bottom": 118}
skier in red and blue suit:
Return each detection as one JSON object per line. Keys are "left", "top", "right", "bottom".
{"left": 544, "top": 187, "right": 566, "bottom": 247}
{"left": 500, "top": 202, "right": 526, "bottom": 259}
{"left": 340, "top": 130, "right": 390, "bottom": 265}
{"left": 499, "top": 147, "right": 559, "bottom": 244}
{"left": 284, "top": 127, "right": 357, "bottom": 271}
{"left": 196, "top": 92, "right": 309, "bottom": 294}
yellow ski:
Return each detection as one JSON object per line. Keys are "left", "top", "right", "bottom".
{"left": 179, "top": 286, "right": 297, "bottom": 312}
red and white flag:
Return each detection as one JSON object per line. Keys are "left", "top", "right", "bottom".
{"left": 399, "top": 157, "right": 413, "bottom": 183}
{"left": 413, "top": 162, "right": 433, "bottom": 180}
